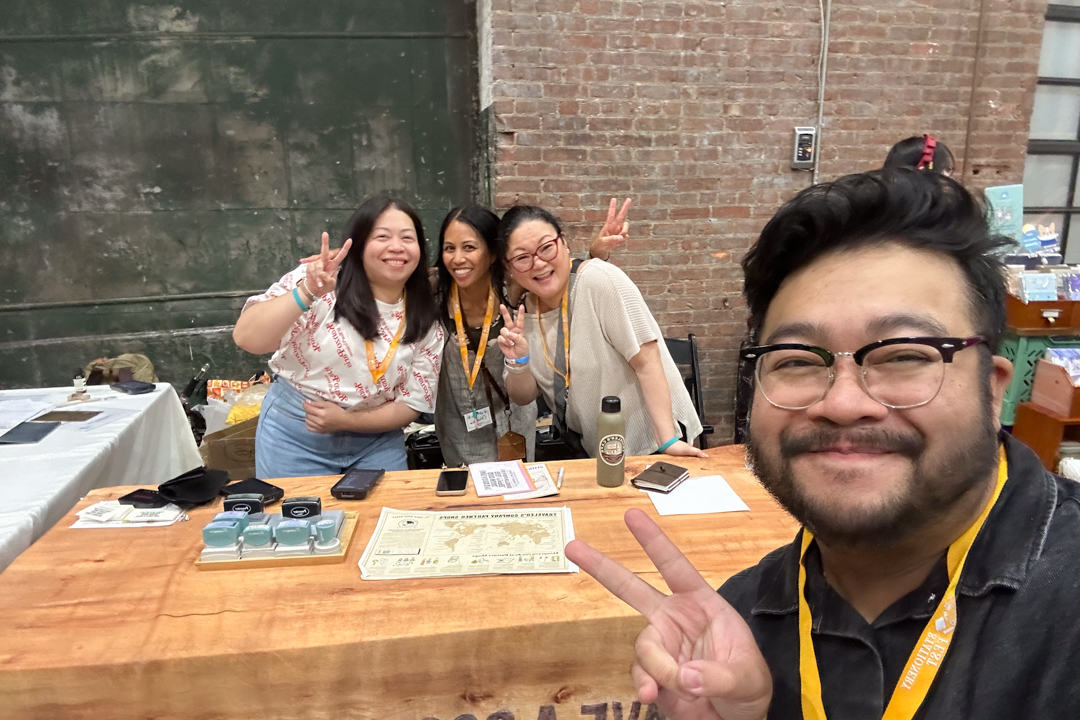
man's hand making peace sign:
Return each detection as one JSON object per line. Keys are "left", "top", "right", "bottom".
{"left": 565, "top": 509, "right": 772, "bottom": 720}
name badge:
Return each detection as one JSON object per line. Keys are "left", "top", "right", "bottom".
{"left": 463, "top": 407, "right": 493, "bottom": 432}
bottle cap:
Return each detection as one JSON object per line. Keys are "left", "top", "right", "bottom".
{"left": 601, "top": 396, "right": 621, "bottom": 413}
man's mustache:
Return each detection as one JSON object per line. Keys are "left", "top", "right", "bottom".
{"left": 779, "top": 427, "right": 924, "bottom": 459}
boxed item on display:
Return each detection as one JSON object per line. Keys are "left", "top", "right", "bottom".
{"left": 1031, "top": 351, "right": 1080, "bottom": 418}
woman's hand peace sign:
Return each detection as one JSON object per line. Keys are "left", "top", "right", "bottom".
{"left": 589, "top": 197, "right": 632, "bottom": 261}
{"left": 496, "top": 304, "right": 530, "bottom": 361}
{"left": 302, "top": 232, "right": 352, "bottom": 298}
{"left": 565, "top": 509, "right": 772, "bottom": 720}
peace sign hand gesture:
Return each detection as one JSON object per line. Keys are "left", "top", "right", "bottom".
{"left": 589, "top": 197, "right": 632, "bottom": 261}
{"left": 302, "top": 232, "right": 352, "bottom": 298}
{"left": 565, "top": 509, "right": 772, "bottom": 720}
{"left": 496, "top": 304, "right": 530, "bottom": 361}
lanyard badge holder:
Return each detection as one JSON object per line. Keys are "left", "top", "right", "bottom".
{"left": 453, "top": 284, "right": 497, "bottom": 434}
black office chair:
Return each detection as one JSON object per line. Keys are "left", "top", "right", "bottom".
{"left": 664, "top": 334, "right": 715, "bottom": 450}
{"left": 733, "top": 335, "right": 755, "bottom": 444}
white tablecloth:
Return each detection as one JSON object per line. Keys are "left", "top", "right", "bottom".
{"left": 0, "top": 384, "right": 202, "bottom": 574}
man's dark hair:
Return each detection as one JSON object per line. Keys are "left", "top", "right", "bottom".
{"left": 335, "top": 195, "right": 438, "bottom": 344}
{"left": 434, "top": 204, "right": 507, "bottom": 330}
{"left": 742, "top": 168, "right": 1010, "bottom": 349}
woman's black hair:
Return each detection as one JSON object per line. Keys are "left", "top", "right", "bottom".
{"left": 434, "top": 205, "right": 506, "bottom": 330}
{"left": 334, "top": 196, "right": 438, "bottom": 344}
{"left": 883, "top": 135, "right": 956, "bottom": 174}
{"left": 742, "top": 168, "right": 1010, "bottom": 350}
{"left": 496, "top": 205, "right": 565, "bottom": 262}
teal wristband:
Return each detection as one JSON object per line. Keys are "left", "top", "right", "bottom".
{"left": 292, "top": 285, "right": 310, "bottom": 312}
{"left": 506, "top": 355, "right": 530, "bottom": 366}
{"left": 657, "top": 435, "right": 679, "bottom": 453}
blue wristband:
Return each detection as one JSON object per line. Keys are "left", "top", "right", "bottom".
{"left": 292, "top": 286, "right": 310, "bottom": 313}
{"left": 657, "top": 435, "right": 679, "bottom": 453}
{"left": 506, "top": 355, "right": 530, "bottom": 365}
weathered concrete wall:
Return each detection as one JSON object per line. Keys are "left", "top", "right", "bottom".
{"left": 0, "top": 1, "right": 479, "bottom": 388}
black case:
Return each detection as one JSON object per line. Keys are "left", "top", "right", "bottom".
{"left": 118, "top": 488, "right": 169, "bottom": 508}
{"left": 110, "top": 380, "right": 156, "bottom": 395}
{"left": 331, "top": 468, "right": 385, "bottom": 500}
{"left": 0, "top": 421, "right": 60, "bottom": 444}
{"left": 220, "top": 477, "right": 284, "bottom": 505}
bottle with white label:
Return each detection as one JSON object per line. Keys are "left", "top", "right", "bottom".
{"left": 596, "top": 396, "right": 626, "bottom": 487}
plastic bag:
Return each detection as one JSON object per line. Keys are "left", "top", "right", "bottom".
{"left": 226, "top": 383, "right": 268, "bottom": 426}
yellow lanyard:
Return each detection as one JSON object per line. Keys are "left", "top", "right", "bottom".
{"left": 450, "top": 283, "right": 496, "bottom": 391}
{"left": 536, "top": 290, "right": 570, "bottom": 388}
{"left": 364, "top": 300, "right": 407, "bottom": 385}
{"left": 798, "top": 448, "right": 1008, "bottom": 720}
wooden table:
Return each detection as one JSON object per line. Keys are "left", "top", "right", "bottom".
{"left": 0, "top": 446, "right": 799, "bottom": 720}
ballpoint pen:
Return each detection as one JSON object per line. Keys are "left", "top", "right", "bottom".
{"left": 556, "top": 467, "right": 564, "bottom": 490}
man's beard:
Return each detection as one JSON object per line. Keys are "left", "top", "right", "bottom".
{"left": 745, "top": 385, "right": 1000, "bottom": 549}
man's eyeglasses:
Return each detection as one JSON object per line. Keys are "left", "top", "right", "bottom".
{"left": 739, "top": 336, "right": 986, "bottom": 410}
{"left": 507, "top": 236, "right": 562, "bottom": 273}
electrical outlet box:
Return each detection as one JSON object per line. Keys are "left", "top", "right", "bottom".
{"left": 791, "top": 127, "right": 816, "bottom": 170}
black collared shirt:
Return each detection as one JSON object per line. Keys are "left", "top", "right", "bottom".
{"left": 718, "top": 434, "right": 1080, "bottom": 719}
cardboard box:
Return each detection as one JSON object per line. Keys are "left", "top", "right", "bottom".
{"left": 1031, "top": 360, "right": 1080, "bottom": 419}
{"left": 198, "top": 417, "right": 258, "bottom": 480}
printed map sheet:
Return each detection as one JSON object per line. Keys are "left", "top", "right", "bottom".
{"left": 358, "top": 506, "right": 577, "bottom": 579}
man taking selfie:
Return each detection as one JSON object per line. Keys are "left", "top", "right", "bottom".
{"left": 566, "top": 169, "right": 1080, "bottom": 719}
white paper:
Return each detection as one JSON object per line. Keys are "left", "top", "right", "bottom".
{"left": 469, "top": 460, "right": 536, "bottom": 497}
{"left": 645, "top": 475, "right": 750, "bottom": 516}
{"left": 0, "top": 399, "right": 52, "bottom": 433}
{"left": 71, "top": 500, "right": 187, "bottom": 528}
{"left": 67, "top": 408, "right": 137, "bottom": 432}
{"left": 504, "top": 463, "right": 560, "bottom": 500}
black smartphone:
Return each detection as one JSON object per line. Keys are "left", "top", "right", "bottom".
{"left": 331, "top": 468, "right": 385, "bottom": 500}
{"left": 220, "top": 477, "right": 284, "bottom": 505}
{"left": 118, "top": 488, "right": 169, "bottom": 508}
{"left": 435, "top": 469, "right": 469, "bottom": 497}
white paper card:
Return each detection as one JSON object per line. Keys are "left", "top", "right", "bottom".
{"left": 504, "top": 463, "right": 560, "bottom": 500}
{"left": 71, "top": 500, "right": 187, "bottom": 529}
{"left": 463, "top": 407, "right": 493, "bottom": 432}
{"left": 470, "top": 460, "right": 536, "bottom": 496}
{"left": 645, "top": 475, "right": 750, "bottom": 516}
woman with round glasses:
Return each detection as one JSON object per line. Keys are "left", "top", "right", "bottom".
{"left": 433, "top": 201, "right": 632, "bottom": 466}
{"left": 494, "top": 205, "right": 706, "bottom": 460}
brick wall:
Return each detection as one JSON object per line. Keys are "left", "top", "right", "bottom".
{"left": 486, "top": 0, "right": 1047, "bottom": 442}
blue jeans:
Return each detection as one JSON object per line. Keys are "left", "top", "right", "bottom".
{"left": 255, "top": 379, "right": 407, "bottom": 479}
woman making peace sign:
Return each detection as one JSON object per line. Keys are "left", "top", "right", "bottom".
{"left": 234, "top": 196, "right": 443, "bottom": 478}
{"left": 433, "top": 199, "right": 632, "bottom": 466}
{"left": 496, "top": 205, "right": 706, "bottom": 460}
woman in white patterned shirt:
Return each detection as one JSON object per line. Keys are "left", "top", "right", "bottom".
{"left": 495, "top": 205, "right": 706, "bottom": 460}
{"left": 234, "top": 196, "right": 444, "bottom": 478}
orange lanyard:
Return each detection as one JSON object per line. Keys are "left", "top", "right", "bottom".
{"left": 365, "top": 300, "right": 407, "bottom": 385}
{"left": 536, "top": 290, "right": 570, "bottom": 388}
{"left": 450, "top": 283, "right": 496, "bottom": 391}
